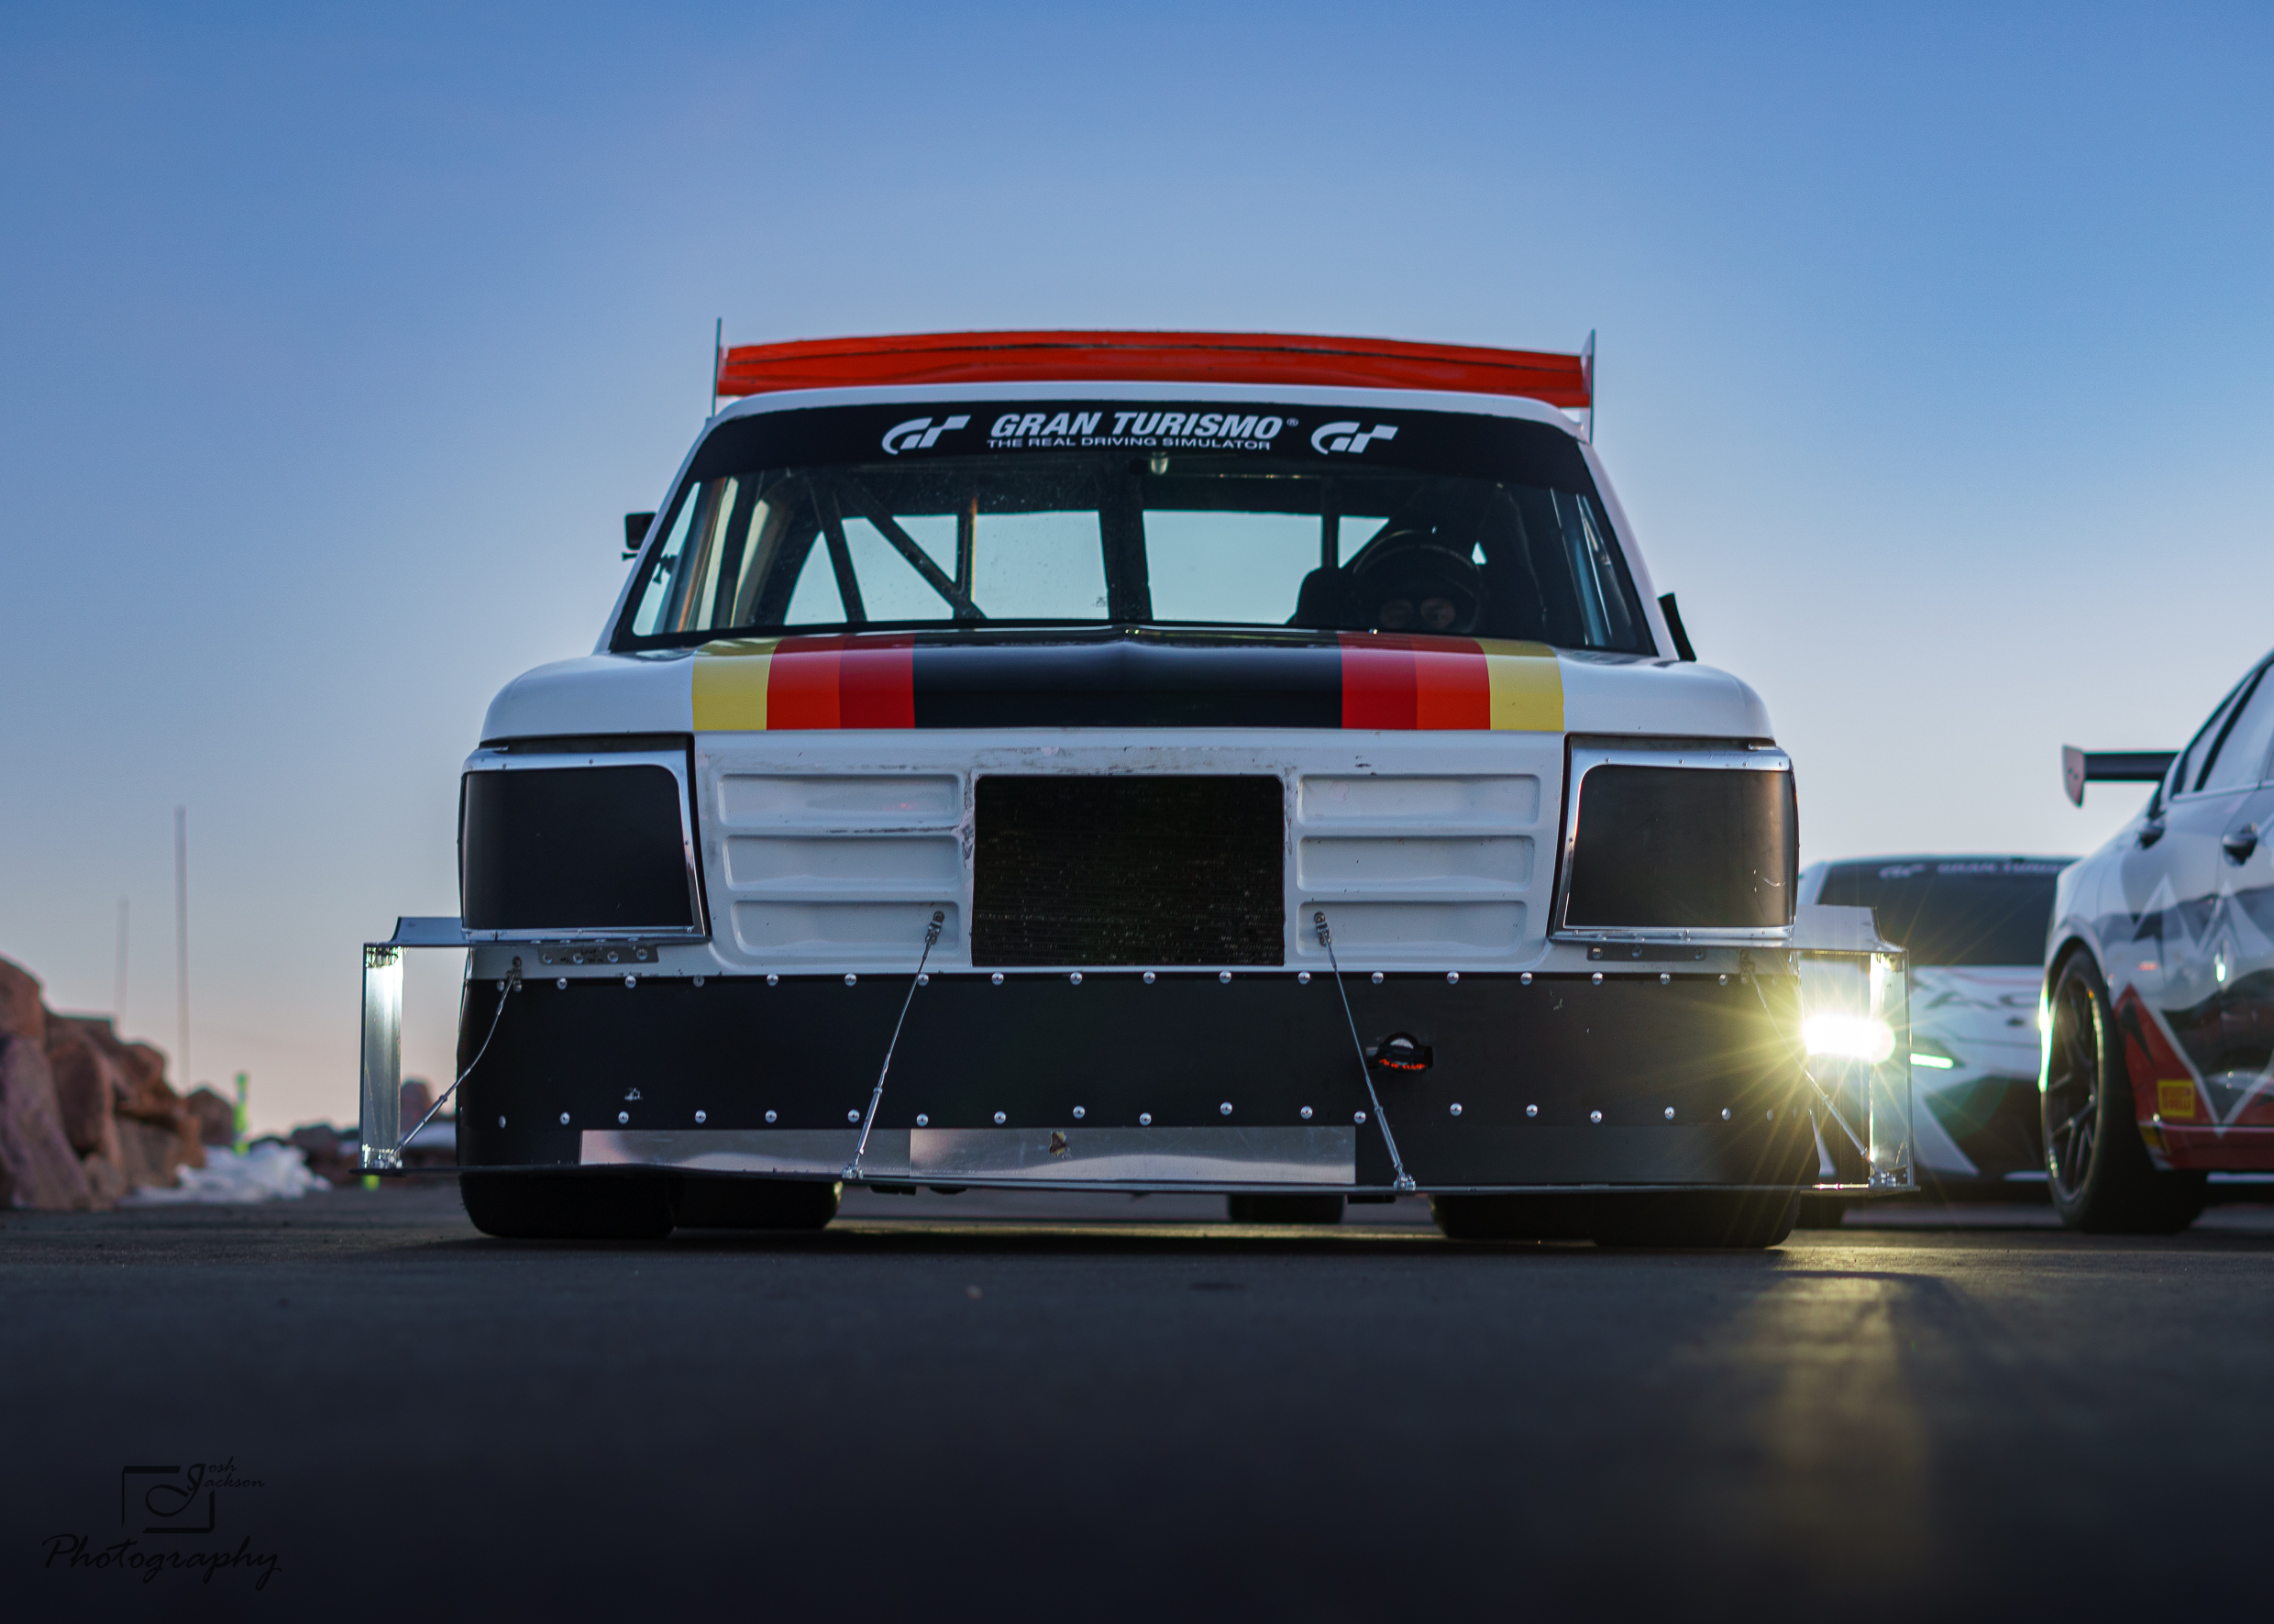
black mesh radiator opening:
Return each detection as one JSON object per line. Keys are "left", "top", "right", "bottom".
{"left": 973, "top": 776, "right": 1286, "bottom": 966}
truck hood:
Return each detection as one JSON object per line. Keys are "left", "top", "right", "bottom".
{"left": 480, "top": 628, "right": 1772, "bottom": 743}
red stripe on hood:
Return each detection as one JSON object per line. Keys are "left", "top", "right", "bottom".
{"left": 767, "top": 635, "right": 916, "bottom": 729}
{"left": 1339, "top": 634, "right": 1489, "bottom": 729}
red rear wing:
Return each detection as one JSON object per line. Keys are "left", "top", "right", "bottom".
{"left": 713, "top": 330, "right": 1593, "bottom": 409}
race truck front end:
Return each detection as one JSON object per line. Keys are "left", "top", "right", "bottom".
{"left": 360, "top": 331, "right": 1913, "bottom": 1245}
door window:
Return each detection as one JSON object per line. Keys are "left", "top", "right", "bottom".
{"left": 2200, "top": 666, "right": 2274, "bottom": 793}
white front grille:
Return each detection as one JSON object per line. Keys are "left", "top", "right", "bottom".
{"left": 695, "top": 732, "right": 1562, "bottom": 972}
{"left": 1292, "top": 774, "right": 1543, "bottom": 960}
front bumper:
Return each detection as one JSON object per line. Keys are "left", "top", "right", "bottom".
{"left": 361, "top": 922, "right": 1914, "bottom": 1197}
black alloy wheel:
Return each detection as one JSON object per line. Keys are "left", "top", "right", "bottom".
{"left": 2041, "top": 953, "right": 2205, "bottom": 1234}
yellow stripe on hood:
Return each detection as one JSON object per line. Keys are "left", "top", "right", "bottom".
{"left": 1478, "top": 640, "right": 1563, "bottom": 732}
{"left": 690, "top": 638, "right": 779, "bottom": 731}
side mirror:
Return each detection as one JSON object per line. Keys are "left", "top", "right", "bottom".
{"left": 623, "top": 512, "right": 656, "bottom": 559}
{"left": 2062, "top": 746, "right": 2176, "bottom": 807}
{"left": 1657, "top": 592, "right": 1697, "bottom": 662}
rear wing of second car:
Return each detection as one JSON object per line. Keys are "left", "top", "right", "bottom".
{"left": 2062, "top": 746, "right": 2176, "bottom": 807}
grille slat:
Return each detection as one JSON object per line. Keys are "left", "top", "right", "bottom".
{"left": 973, "top": 777, "right": 1285, "bottom": 966}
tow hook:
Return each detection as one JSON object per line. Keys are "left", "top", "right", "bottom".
{"left": 1366, "top": 1033, "right": 1433, "bottom": 1075}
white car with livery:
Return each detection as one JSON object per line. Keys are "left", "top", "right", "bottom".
{"left": 358, "top": 329, "right": 1914, "bottom": 1246}
{"left": 2049, "top": 651, "right": 2274, "bottom": 1231}
{"left": 1800, "top": 856, "right": 2069, "bottom": 1198}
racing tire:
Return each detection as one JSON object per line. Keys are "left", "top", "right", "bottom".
{"left": 1225, "top": 1193, "right": 1345, "bottom": 1224}
{"left": 459, "top": 1172, "right": 679, "bottom": 1240}
{"left": 1428, "top": 1194, "right": 1595, "bottom": 1241}
{"left": 1794, "top": 1196, "right": 1849, "bottom": 1229}
{"left": 2042, "top": 952, "right": 2206, "bottom": 1234}
{"left": 676, "top": 1177, "right": 841, "bottom": 1231}
{"left": 1587, "top": 1191, "right": 1799, "bottom": 1250}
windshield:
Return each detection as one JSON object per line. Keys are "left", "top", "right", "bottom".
{"left": 1816, "top": 859, "right": 2067, "bottom": 967}
{"left": 615, "top": 403, "right": 1650, "bottom": 652}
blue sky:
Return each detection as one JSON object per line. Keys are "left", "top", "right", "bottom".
{"left": 2, "top": 2, "right": 2268, "bottom": 1129}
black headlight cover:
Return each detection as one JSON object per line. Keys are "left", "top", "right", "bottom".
{"left": 460, "top": 766, "right": 695, "bottom": 932}
{"left": 1563, "top": 764, "right": 1795, "bottom": 931}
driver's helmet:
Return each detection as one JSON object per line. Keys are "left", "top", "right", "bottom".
{"left": 1350, "top": 532, "right": 1487, "bottom": 635}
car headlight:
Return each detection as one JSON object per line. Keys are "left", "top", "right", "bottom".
{"left": 1557, "top": 746, "right": 1796, "bottom": 935}
{"left": 1805, "top": 1013, "right": 1897, "bottom": 1064}
{"left": 459, "top": 742, "right": 702, "bottom": 935}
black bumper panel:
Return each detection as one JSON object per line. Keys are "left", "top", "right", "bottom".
{"left": 455, "top": 970, "right": 1819, "bottom": 1192}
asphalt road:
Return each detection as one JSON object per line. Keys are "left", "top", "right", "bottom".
{"left": 7, "top": 1185, "right": 2273, "bottom": 1620}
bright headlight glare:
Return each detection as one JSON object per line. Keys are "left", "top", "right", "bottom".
{"left": 1804, "top": 1013, "right": 1896, "bottom": 1065}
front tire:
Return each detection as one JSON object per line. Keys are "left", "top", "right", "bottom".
{"left": 1794, "top": 1196, "right": 1849, "bottom": 1229}
{"left": 459, "top": 1172, "right": 678, "bottom": 1240}
{"left": 1588, "top": 1191, "right": 1799, "bottom": 1250}
{"left": 1429, "top": 1194, "right": 1595, "bottom": 1241}
{"left": 1226, "top": 1193, "right": 1344, "bottom": 1224}
{"left": 676, "top": 1177, "right": 841, "bottom": 1231}
{"left": 2043, "top": 953, "right": 2205, "bottom": 1233}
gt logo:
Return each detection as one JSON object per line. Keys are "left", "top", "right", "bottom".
{"left": 880, "top": 414, "right": 970, "bottom": 455}
{"left": 1310, "top": 420, "right": 1398, "bottom": 455}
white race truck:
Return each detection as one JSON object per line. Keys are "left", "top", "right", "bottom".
{"left": 361, "top": 329, "right": 1913, "bottom": 1244}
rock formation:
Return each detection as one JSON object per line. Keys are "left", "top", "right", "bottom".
{"left": 0, "top": 956, "right": 208, "bottom": 1209}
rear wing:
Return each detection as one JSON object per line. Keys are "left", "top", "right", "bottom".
{"left": 713, "top": 329, "right": 1595, "bottom": 409}
{"left": 2062, "top": 746, "right": 2175, "bottom": 806}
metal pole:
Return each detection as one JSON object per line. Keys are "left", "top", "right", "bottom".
{"left": 1312, "top": 911, "right": 1416, "bottom": 1192}
{"left": 1582, "top": 329, "right": 1596, "bottom": 444}
{"left": 114, "top": 896, "right": 128, "bottom": 1023}
{"left": 844, "top": 911, "right": 945, "bottom": 1181}
{"left": 710, "top": 317, "right": 722, "bottom": 419}
{"left": 174, "top": 806, "right": 189, "bottom": 1087}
